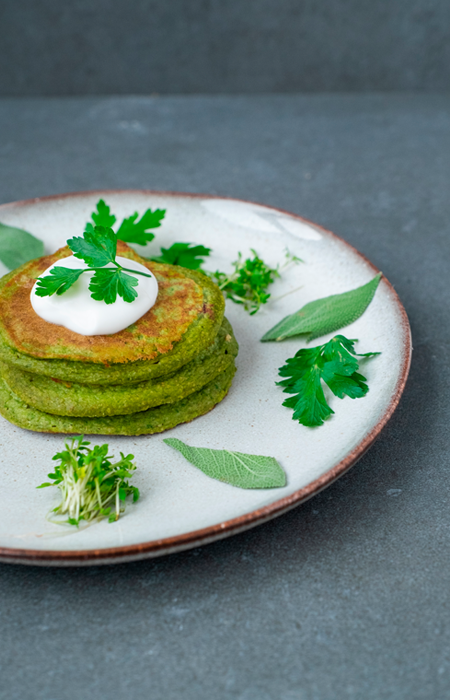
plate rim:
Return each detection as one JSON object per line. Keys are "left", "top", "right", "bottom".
{"left": 0, "top": 189, "right": 412, "bottom": 566}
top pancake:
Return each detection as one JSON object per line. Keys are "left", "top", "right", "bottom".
{"left": 0, "top": 242, "right": 225, "bottom": 379}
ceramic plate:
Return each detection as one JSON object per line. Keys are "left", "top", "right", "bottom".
{"left": 0, "top": 191, "right": 411, "bottom": 566}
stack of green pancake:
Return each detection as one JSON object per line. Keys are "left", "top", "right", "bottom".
{"left": 0, "top": 242, "right": 238, "bottom": 435}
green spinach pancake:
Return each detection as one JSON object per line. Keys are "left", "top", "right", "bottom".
{"left": 0, "top": 241, "right": 225, "bottom": 383}
{"left": 0, "top": 242, "right": 238, "bottom": 435}
{"left": 0, "top": 364, "right": 236, "bottom": 436}
{"left": 0, "top": 319, "right": 238, "bottom": 417}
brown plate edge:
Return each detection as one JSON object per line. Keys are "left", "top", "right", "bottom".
{"left": 0, "top": 189, "right": 412, "bottom": 566}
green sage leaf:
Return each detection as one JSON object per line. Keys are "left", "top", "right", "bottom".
{"left": 163, "top": 438, "right": 286, "bottom": 489}
{"left": 261, "top": 273, "right": 382, "bottom": 342}
{"left": 0, "top": 222, "right": 44, "bottom": 270}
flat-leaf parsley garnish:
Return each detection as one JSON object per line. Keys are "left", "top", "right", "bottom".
{"left": 277, "top": 335, "right": 379, "bottom": 427}
{"left": 164, "top": 438, "right": 286, "bottom": 489}
{"left": 35, "top": 225, "right": 154, "bottom": 304}
{"left": 89, "top": 199, "right": 165, "bottom": 246}
{"left": 91, "top": 199, "right": 117, "bottom": 229}
{"left": 37, "top": 436, "right": 139, "bottom": 526}
{"left": 150, "top": 242, "right": 211, "bottom": 270}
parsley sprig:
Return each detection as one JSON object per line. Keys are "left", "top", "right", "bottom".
{"left": 35, "top": 225, "right": 154, "bottom": 304}
{"left": 278, "top": 335, "right": 379, "bottom": 427}
{"left": 90, "top": 199, "right": 165, "bottom": 245}
{"left": 91, "top": 200, "right": 211, "bottom": 269}
{"left": 37, "top": 436, "right": 139, "bottom": 526}
{"left": 150, "top": 242, "right": 211, "bottom": 270}
{"left": 210, "top": 249, "right": 301, "bottom": 315}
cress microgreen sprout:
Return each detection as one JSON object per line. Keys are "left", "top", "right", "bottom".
{"left": 210, "top": 249, "right": 301, "bottom": 315}
{"left": 37, "top": 436, "right": 140, "bottom": 526}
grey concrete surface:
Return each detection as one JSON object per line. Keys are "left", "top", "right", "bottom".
{"left": 1, "top": 1, "right": 450, "bottom": 96}
{"left": 0, "top": 94, "right": 449, "bottom": 699}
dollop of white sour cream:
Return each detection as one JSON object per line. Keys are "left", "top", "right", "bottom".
{"left": 30, "top": 256, "right": 158, "bottom": 336}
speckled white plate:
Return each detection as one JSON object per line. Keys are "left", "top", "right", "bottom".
{"left": 0, "top": 191, "right": 411, "bottom": 566}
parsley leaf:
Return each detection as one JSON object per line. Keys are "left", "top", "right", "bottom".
{"left": 116, "top": 209, "right": 166, "bottom": 245}
{"left": 87, "top": 200, "right": 166, "bottom": 246}
{"left": 151, "top": 242, "right": 211, "bottom": 270}
{"left": 37, "top": 435, "right": 139, "bottom": 527}
{"left": 89, "top": 267, "right": 139, "bottom": 304}
{"left": 34, "top": 266, "right": 85, "bottom": 297}
{"left": 262, "top": 274, "right": 381, "bottom": 342}
{"left": 68, "top": 225, "right": 117, "bottom": 267}
{"left": 91, "top": 199, "right": 116, "bottom": 229}
{"left": 277, "top": 335, "right": 380, "bottom": 427}
{"left": 164, "top": 438, "right": 286, "bottom": 489}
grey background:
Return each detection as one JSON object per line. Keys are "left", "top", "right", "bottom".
{"left": 0, "top": 93, "right": 449, "bottom": 699}
{"left": 1, "top": 0, "right": 450, "bottom": 95}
